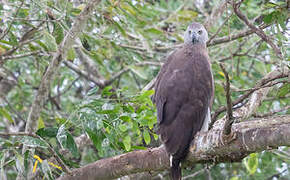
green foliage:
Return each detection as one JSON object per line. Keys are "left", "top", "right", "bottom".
{"left": 244, "top": 153, "right": 258, "bottom": 175}
{"left": 75, "top": 88, "right": 156, "bottom": 156}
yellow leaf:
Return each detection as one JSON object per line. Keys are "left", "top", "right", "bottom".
{"left": 38, "top": 116, "right": 45, "bottom": 129}
{"left": 0, "top": 46, "right": 6, "bottom": 55}
{"left": 218, "top": 71, "right": 225, "bottom": 77}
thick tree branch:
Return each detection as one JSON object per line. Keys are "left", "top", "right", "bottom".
{"left": 57, "top": 115, "right": 290, "bottom": 180}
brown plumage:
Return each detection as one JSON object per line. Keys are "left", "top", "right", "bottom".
{"left": 152, "top": 22, "right": 214, "bottom": 180}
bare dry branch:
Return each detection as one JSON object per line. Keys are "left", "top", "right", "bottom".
{"left": 211, "top": 68, "right": 289, "bottom": 123}
{"left": 232, "top": 1, "right": 282, "bottom": 59}
{"left": 207, "top": 12, "right": 234, "bottom": 44}
{"left": 207, "top": 23, "right": 271, "bottom": 47}
{"left": 0, "top": 51, "right": 42, "bottom": 61}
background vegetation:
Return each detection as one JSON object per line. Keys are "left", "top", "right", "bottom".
{"left": 0, "top": 0, "right": 289, "bottom": 179}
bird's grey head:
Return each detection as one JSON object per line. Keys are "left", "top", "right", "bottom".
{"left": 184, "top": 22, "right": 208, "bottom": 45}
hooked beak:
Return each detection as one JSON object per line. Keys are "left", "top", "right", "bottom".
{"left": 191, "top": 32, "right": 198, "bottom": 43}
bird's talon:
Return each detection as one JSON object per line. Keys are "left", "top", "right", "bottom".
{"left": 222, "top": 132, "right": 237, "bottom": 144}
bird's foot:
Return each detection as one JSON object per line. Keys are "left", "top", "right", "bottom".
{"left": 221, "top": 132, "right": 237, "bottom": 145}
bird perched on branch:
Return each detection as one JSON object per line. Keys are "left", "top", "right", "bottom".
{"left": 152, "top": 22, "right": 214, "bottom": 180}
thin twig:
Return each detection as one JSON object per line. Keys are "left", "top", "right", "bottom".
{"left": 63, "top": 60, "right": 104, "bottom": 87}
{"left": 253, "top": 106, "right": 290, "bottom": 118}
{"left": 207, "top": 12, "right": 233, "bottom": 44}
{"left": 233, "top": 80, "right": 287, "bottom": 92}
{"left": 219, "top": 63, "right": 233, "bottom": 135}
{"left": 210, "top": 69, "right": 289, "bottom": 125}
{"left": 207, "top": 23, "right": 271, "bottom": 47}
{"left": 0, "top": 51, "right": 42, "bottom": 61}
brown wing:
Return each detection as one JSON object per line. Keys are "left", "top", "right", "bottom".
{"left": 153, "top": 46, "right": 213, "bottom": 158}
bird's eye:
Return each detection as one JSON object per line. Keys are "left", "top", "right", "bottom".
{"left": 198, "top": 30, "right": 203, "bottom": 35}
{"left": 188, "top": 30, "right": 191, "bottom": 34}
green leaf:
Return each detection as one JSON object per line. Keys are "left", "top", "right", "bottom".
{"left": 264, "top": 2, "right": 278, "bottom": 8}
{"left": 42, "top": 31, "right": 57, "bottom": 52}
{"left": 66, "top": 133, "right": 79, "bottom": 157}
{"left": 0, "top": 108, "right": 14, "bottom": 124}
{"left": 153, "top": 133, "right": 159, "bottom": 141}
{"left": 230, "top": 176, "right": 240, "bottom": 180}
{"left": 85, "top": 128, "right": 102, "bottom": 151}
{"left": 36, "top": 127, "right": 58, "bottom": 138}
{"left": 143, "top": 130, "right": 151, "bottom": 145}
{"left": 21, "top": 136, "right": 47, "bottom": 148}
{"left": 243, "top": 153, "right": 258, "bottom": 175}
{"left": 24, "top": 151, "right": 29, "bottom": 176}
{"left": 263, "top": 12, "right": 274, "bottom": 24}
{"left": 120, "top": 3, "right": 136, "bottom": 16}
{"left": 123, "top": 135, "right": 131, "bottom": 151}
{"left": 144, "top": 28, "right": 163, "bottom": 36}
{"left": 102, "top": 86, "right": 113, "bottom": 96}
{"left": 113, "top": 21, "right": 126, "bottom": 37}
{"left": 67, "top": 48, "right": 76, "bottom": 61}
{"left": 118, "top": 123, "right": 128, "bottom": 132}
{"left": 277, "top": 83, "right": 290, "bottom": 97}
{"left": 177, "top": 10, "right": 198, "bottom": 22}
{"left": 53, "top": 23, "right": 64, "bottom": 44}
{"left": 9, "top": 32, "right": 18, "bottom": 46}
{"left": 119, "top": 115, "right": 131, "bottom": 122}
{"left": 132, "top": 145, "right": 147, "bottom": 150}
{"left": 141, "top": 90, "right": 154, "bottom": 97}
